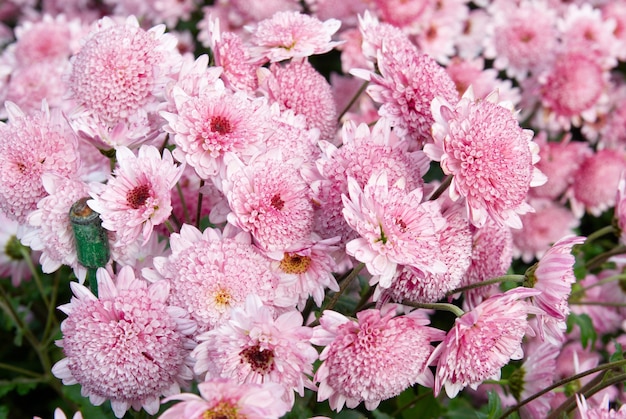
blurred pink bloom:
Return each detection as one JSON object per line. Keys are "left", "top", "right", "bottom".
{"left": 193, "top": 294, "right": 317, "bottom": 407}
{"left": 159, "top": 378, "right": 290, "bottom": 419}
{"left": 52, "top": 266, "right": 197, "bottom": 418}
{"left": 312, "top": 305, "right": 445, "bottom": 411}
{"left": 576, "top": 394, "right": 626, "bottom": 419}
{"left": 88, "top": 145, "right": 184, "bottom": 247}
{"left": 0, "top": 211, "right": 32, "bottom": 287}
{"left": 425, "top": 87, "right": 546, "bottom": 229}
{"left": 430, "top": 287, "right": 542, "bottom": 398}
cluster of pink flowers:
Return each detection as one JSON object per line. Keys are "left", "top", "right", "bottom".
{"left": 1, "top": 0, "right": 626, "bottom": 418}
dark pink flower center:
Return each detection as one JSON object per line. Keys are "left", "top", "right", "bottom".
{"left": 240, "top": 344, "right": 274, "bottom": 374}
{"left": 126, "top": 184, "right": 151, "bottom": 209}
{"left": 210, "top": 116, "right": 232, "bottom": 135}
{"left": 271, "top": 194, "right": 285, "bottom": 211}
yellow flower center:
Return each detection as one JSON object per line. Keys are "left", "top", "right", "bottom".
{"left": 279, "top": 253, "right": 311, "bottom": 274}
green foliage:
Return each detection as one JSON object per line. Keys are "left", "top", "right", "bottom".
{"left": 566, "top": 313, "right": 597, "bottom": 349}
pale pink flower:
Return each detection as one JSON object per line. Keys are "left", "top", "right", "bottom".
{"left": 342, "top": 171, "right": 447, "bottom": 288}
{"left": 568, "top": 149, "right": 626, "bottom": 217}
{"left": 102, "top": 0, "right": 197, "bottom": 27}
{"left": 312, "top": 305, "right": 445, "bottom": 411}
{"left": 52, "top": 266, "right": 197, "bottom": 418}
{"left": 512, "top": 199, "right": 580, "bottom": 263}
{"left": 88, "top": 145, "right": 185, "bottom": 247}
{"left": 267, "top": 235, "right": 341, "bottom": 309}
{"left": 617, "top": 172, "right": 626, "bottom": 245}
{"left": 159, "top": 378, "right": 290, "bottom": 419}
{"left": 532, "top": 133, "right": 592, "bottom": 200}
{"left": 509, "top": 342, "right": 560, "bottom": 418}
{"left": 163, "top": 54, "right": 223, "bottom": 110}
{"left": 259, "top": 59, "right": 337, "bottom": 141}
{"left": 4, "top": 61, "right": 69, "bottom": 115}
{"left": 222, "top": 151, "right": 314, "bottom": 253}
{"left": 484, "top": 0, "right": 559, "bottom": 80}
{"left": 193, "top": 294, "right": 318, "bottom": 406}
{"left": 146, "top": 223, "right": 286, "bottom": 334}
{"left": 370, "top": 0, "right": 432, "bottom": 33}
{"left": 460, "top": 218, "right": 513, "bottom": 310}
{"left": 379, "top": 199, "right": 472, "bottom": 304}
{"left": 0, "top": 101, "right": 80, "bottom": 223}
{"left": 306, "top": 0, "right": 369, "bottom": 28}
{"left": 445, "top": 57, "right": 520, "bottom": 105}
{"left": 68, "top": 16, "right": 180, "bottom": 125}
{"left": 308, "top": 117, "right": 430, "bottom": 245}
{"left": 430, "top": 287, "right": 543, "bottom": 398}
{"left": 162, "top": 84, "right": 271, "bottom": 179}
{"left": 247, "top": 11, "right": 342, "bottom": 62}
{"left": 576, "top": 394, "right": 626, "bottom": 419}
{"left": 602, "top": 2, "right": 626, "bottom": 61}
{"left": 200, "top": 0, "right": 302, "bottom": 33}
{"left": 598, "top": 82, "right": 626, "bottom": 150}
{"left": 20, "top": 174, "right": 89, "bottom": 279}
{"left": 265, "top": 103, "right": 322, "bottom": 163}
{"left": 353, "top": 39, "right": 458, "bottom": 146}
{"left": 357, "top": 10, "right": 413, "bottom": 63}
{"left": 34, "top": 407, "right": 83, "bottom": 419}
{"left": 0, "top": 211, "right": 32, "bottom": 286}
{"left": 526, "top": 235, "right": 585, "bottom": 344}
{"left": 424, "top": 87, "right": 546, "bottom": 229}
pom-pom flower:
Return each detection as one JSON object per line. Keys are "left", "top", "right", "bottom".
{"left": 51, "top": 266, "right": 197, "bottom": 418}
{"left": 311, "top": 305, "right": 445, "bottom": 411}
{"left": 424, "top": 87, "right": 546, "bottom": 229}
{"left": 88, "top": 145, "right": 185, "bottom": 247}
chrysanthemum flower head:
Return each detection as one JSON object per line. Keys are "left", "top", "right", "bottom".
{"left": 147, "top": 223, "right": 288, "bottom": 334}
{"left": 88, "top": 145, "right": 185, "bottom": 247}
{"left": 0, "top": 101, "right": 80, "bottom": 223}
{"left": 430, "top": 287, "right": 543, "bottom": 398}
{"left": 352, "top": 38, "right": 458, "bottom": 146}
{"left": 162, "top": 83, "right": 271, "bottom": 179}
{"left": 247, "top": 11, "right": 342, "bottom": 62}
{"left": 68, "top": 16, "right": 180, "bottom": 124}
{"left": 424, "top": 87, "right": 546, "bottom": 229}
{"left": 576, "top": 394, "right": 626, "bottom": 419}
{"left": 312, "top": 305, "right": 446, "bottom": 411}
{"left": 223, "top": 151, "right": 314, "bottom": 252}
{"left": 159, "top": 378, "right": 291, "bottom": 419}
{"left": 52, "top": 266, "right": 197, "bottom": 418}
{"left": 342, "top": 171, "right": 447, "bottom": 288}
{"left": 193, "top": 294, "right": 318, "bottom": 407}
{"left": 258, "top": 59, "right": 337, "bottom": 141}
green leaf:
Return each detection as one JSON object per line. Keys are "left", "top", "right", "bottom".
{"left": 446, "top": 397, "right": 483, "bottom": 419}
{"left": 566, "top": 313, "right": 597, "bottom": 349}
{"left": 609, "top": 342, "right": 625, "bottom": 365}
{"left": 62, "top": 385, "right": 110, "bottom": 419}
{"left": 486, "top": 391, "right": 503, "bottom": 419}
{"left": 0, "top": 405, "right": 8, "bottom": 419}
{"left": 372, "top": 410, "right": 395, "bottom": 419}
{"left": 15, "top": 381, "right": 37, "bottom": 396}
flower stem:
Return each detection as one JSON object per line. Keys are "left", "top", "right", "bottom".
{"left": 322, "top": 262, "right": 365, "bottom": 313}
{"left": 19, "top": 246, "right": 50, "bottom": 309}
{"left": 402, "top": 300, "right": 465, "bottom": 317}
{"left": 585, "top": 244, "right": 626, "bottom": 271}
{"left": 196, "top": 179, "right": 205, "bottom": 229}
{"left": 498, "top": 359, "right": 626, "bottom": 419}
{"left": 176, "top": 181, "right": 191, "bottom": 224}
{"left": 337, "top": 80, "right": 369, "bottom": 122}
{"left": 446, "top": 275, "right": 526, "bottom": 297}
{"left": 428, "top": 175, "right": 452, "bottom": 201}
{"left": 584, "top": 225, "right": 616, "bottom": 245}
{"left": 569, "top": 273, "right": 626, "bottom": 298}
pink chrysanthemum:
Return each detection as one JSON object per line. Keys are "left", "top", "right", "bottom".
{"left": 352, "top": 39, "right": 458, "bottom": 146}
{"left": 379, "top": 199, "right": 472, "bottom": 303}
{"left": 222, "top": 152, "right": 314, "bottom": 252}
{"left": 20, "top": 174, "right": 89, "bottom": 278}
{"left": 312, "top": 305, "right": 445, "bottom": 411}
{"left": 0, "top": 101, "right": 80, "bottom": 223}
{"left": 68, "top": 16, "right": 179, "bottom": 124}
{"left": 102, "top": 0, "right": 196, "bottom": 27}
{"left": 88, "top": 145, "right": 185, "bottom": 247}
{"left": 265, "top": 104, "right": 322, "bottom": 163}
{"left": 576, "top": 394, "right": 626, "bottom": 419}
{"left": 34, "top": 407, "right": 83, "bottom": 419}
{"left": 162, "top": 84, "right": 270, "bottom": 179}
{"left": 508, "top": 342, "right": 560, "bottom": 418}
{"left": 430, "top": 287, "right": 542, "bottom": 398}
{"left": 460, "top": 218, "right": 513, "bottom": 310}
{"left": 193, "top": 295, "right": 318, "bottom": 406}
{"left": 4, "top": 61, "right": 69, "bottom": 115}
{"left": 357, "top": 10, "right": 412, "bottom": 63}
{"left": 484, "top": 0, "right": 559, "bottom": 80}
{"left": 512, "top": 199, "right": 580, "bottom": 263}
{"left": 159, "top": 378, "right": 291, "bottom": 419}
{"left": 526, "top": 234, "right": 584, "bottom": 339}
{"left": 0, "top": 211, "right": 32, "bottom": 287}
{"left": 424, "top": 87, "right": 546, "bottom": 229}
{"left": 446, "top": 57, "right": 520, "bottom": 105}
{"left": 568, "top": 149, "right": 626, "bottom": 217}
{"left": 258, "top": 59, "right": 337, "bottom": 141}
{"left": 267, "top": 235, "right": 341, "bottom": 309}
{"left": 51, "top": 266, "right": 197, "bottom": 418}
{"left": 617, "top": 172, "right": 626, "bottom": 245}
{"left": 147, "top": 223, "right": 287, "bottom": 334}
{"left": 247, "top": 11, "right": 342, "bottom": 62}
{"left": 342, "top": 171, "right": 447, "bottom": 288}
{"left": 308, "top": 118, "right": 430, "bottom": 245}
